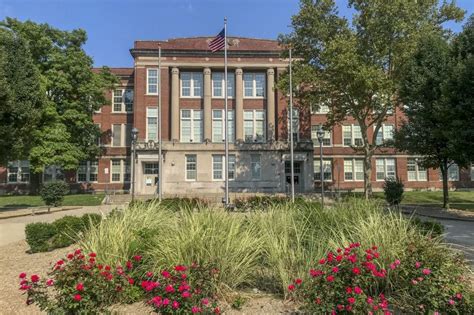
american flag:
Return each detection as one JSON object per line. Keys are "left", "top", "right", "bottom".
{"left": 209, "top": 28, "right": 225, "bottom": 52}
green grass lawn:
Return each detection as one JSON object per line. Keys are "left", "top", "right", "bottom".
{"left": 0, "top": 194, "right": 105, "bottom": 210}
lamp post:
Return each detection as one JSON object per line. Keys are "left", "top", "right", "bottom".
{"left": 316, "top": 125, "right": 325, "bottom": 208}
{"left": 131, "top": 127, "right": 139, "bottom": 203}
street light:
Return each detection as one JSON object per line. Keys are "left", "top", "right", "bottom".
{"left": 316, "top": 125, "right": 325, "bottom": 208}
{"left": 131, "top": 127, "right": 139, "bottom": 202}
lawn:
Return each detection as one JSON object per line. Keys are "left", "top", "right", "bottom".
{"left": 0, "top": 194, "right": 105, "bottom": 210}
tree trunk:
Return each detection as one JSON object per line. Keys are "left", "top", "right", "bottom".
{"left": 441, "top": 159, "right": 449, "bottom": 209}
{"left": 364, "top": 155, "right": 373, "bottom": 199}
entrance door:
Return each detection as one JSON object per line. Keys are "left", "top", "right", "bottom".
{"left": 143, "top": 162, "right": 159, "bottom": 195}
{"left": 285, "top": 161, "right": 303, "bottom": 193}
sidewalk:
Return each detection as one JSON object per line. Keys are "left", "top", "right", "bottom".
{"left": 399, "top": 204, "right": 474, "bottom": 222}
{"left": 0, "top": 205, "right": 84, "bottom": 220}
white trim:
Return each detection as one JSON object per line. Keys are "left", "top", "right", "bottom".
{"left": 212, "top": 72, "right": 235, "bottom": 99}
{"left": 76, "top": 161, "right": 99, "bottom": 183}
{"left": 343, "top": 158, "right": 364, "bottom": 182}
{"left": 311, "top": 125, "right": 332, "bottom": 147}
{"left": 243, "top": 109, "right": 266, "bottom": 143}
{"left": 180, "top": 72, "right": 203, "bottom": 98}
{"left": 342, "top": 124, "right": 362, "bottom": 147}
{"left": 112, "top": 89, "right": 134, "bottom": 113}
{"left": 146, "top": 68, "right": 159, "bottom": 95}
{"left": 185, "top": 154, "right": 197, "bottom": 181}
{"left": 243, "top": 72, "right": 266, "bottom": 99}
{"left": 407, "top": 158, "right": 427, "bottom": 181}
{"left": 212, "top": 154, "right": 236, "bottom": 181}
{"left": 6, "top": 160, "right": 30, "bottom": 184}
{"left": 314, "top": 159, "right": 333, "bottom": 182}
{"left": 375, "top": 158, "right": 396, "bottom": 181}
{"left": 146, "top": 106, "right": 158, "bottom": 142}
{"left": 180, "top": 109, "right": 203, "bottom": 143}
{"left": 250, "top": 154, "right": 262, "bottom": 180}
{"left": 110, "top": 159, "right": 130, "bottom": 183}
{"left": 212, "top": 109, "right": 235, "bottom": 143}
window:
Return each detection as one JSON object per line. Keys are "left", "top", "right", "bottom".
{"left": 311, "top": 126, "right": 331, "bottom": 146}
{"left": 314, "top": 159, "right": 332, "bottom": 181}
{"left": 471, "top": 163, "right": 474, "bottom": 181}
{"left": 112, "top": 124, "right": 122, "bottom": 147}
{"left": 212, "top": 155, "right": 236, "bottom": 180}
{"left": 375, "top": 124, "right": 394, "bottom": 145}
{"left": 212, "top": 110, "right": 235, "bottom": 143}
{"left": 147, "top": 69, "right": 159, "bottom": 94}
{"left": 344, "top": 159, "right": 364, "bottom": 181}
{"left": 110, "top": 159, "right": 130, "bottom": 182}
{"left": 407, "top": 158, "right": 427, "bottom": 181}
{"left": 181, "top": 72, "right": 203, "bottom": 98}
{"left": 311, "top": 103, "right": 329, "bottom": 114}
{"left": 112, "top": 89, "right": 133, "bottom": 112}
{"left": 343, "top": 125, "right": 362, "bottom": 146}
{"left": 244, "top": 110, "right": 265, "bottom": 142}
{"left": 440, "top": 163, "right": 459, "bottom": 181}
{"left": 288, "top": 109, "right": 299, "bottom": 142}
{"left": 212, "top": 72, "right": 235, "bottom": 98}
{"left": 144, "top": 163, "right": 159, "bottom": 175}
{"left": 77, "top": 161, "right": 98, "bottom": 182}
{"left": 7, "top": 160, "right": 30, "bottom": 183}
{"left": 186, "top": 155, "right": 197, "bottom": 180}
{"left": 44, "top": 165, "right": 64, "bottom": 182}
{"left": 243, "top": 73, "right": 265, "bottom": 98}
{"left": 181, "top": 110, "right": 203, "bottom": 143}
{"left": 147, "top": 107, "right": 158, "bottom": 141}
{"left": 251, "top": 154, "right": 261, "bottom": 179}
{"left": 376, "top": 158, "right": 396, "bottom": 181}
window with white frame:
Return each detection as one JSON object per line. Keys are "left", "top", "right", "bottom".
{"left": 212, "top": 110, "right": 235, "bottom": 143}
{"left": 439, "top": 163, "right": 459, "bottom": 181}
{"left": 243, "top": 73, "right": 265, "bottom": 98}
{"left": 244, "top": 110, "right": 265, "bottom": 142}
{"left": 212, "top": 72, "right": 235, "bottom": 98}
{"left": 376, "top": 158, "right": 396, "bottom": 181}
{"left": 407, "top": 158, "right": 427, "bottom": 181}
{"left": 180, "top": 109, "right": 203, "bottom": 142}
{"left": 375, "top": 124, "right": 394, "bottom": 145}
{"left": 343, "top": 125, "right": 363, "bottom": 146}
{"left": 77, "top": 161, "right": 98, "bottom": 182}
{"left": 147, "top": 69, "right": 159, "bottom": 94}
{"left": 311, "top": 126, "right": 331, "bottom": 146}
{"left": 311, "top": 103, "right": 330, "bottom": 114}
{"left": 185, "top": 155, "right": 197, "bottom": 180}
{"left": 212, "top": 155, "right": 236, "bottom": 180}
{"left": 110, "top": 159, "right": 130, "bottom": 182}
{"left": 250, "top": 154, "right": 261, "bottom": 179}
{"left": 314, "top": 159, "right": 332, "bottom": 181}
{"left": 7, "top": 160, "right": 30, "bottom": 183}
{"left": 181, "top": 72, "right": 203, "bottom": 98}
{"left": 44, "top": 165, "right": 64, "bottom": 182}
{"left": 288, "top": 109, "right": 300, "bottom": 142}
{"left": 147, "top": 107, "right": 158, "bottom": 141}
{"left": 112, "top": 89, "right": 133, "bottom": 112}
{"left": 112, "top": 124, "right": 122, "bottom": 147}
{"left": 144, "top": 163, "right": 159, "bottom": 175}
{"left": 344, "top": 159, "right": 364, "bottom": 181}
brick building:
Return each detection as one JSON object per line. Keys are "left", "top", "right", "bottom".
{"left": 1, "top": 36, "right": 473, "bottom": 196}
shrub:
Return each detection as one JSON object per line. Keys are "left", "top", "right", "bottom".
{"left": 383, "top": 178, "right": 404, "bottom": 206}
{"left": 40, "top": 181, "right": 70, "bottom": 209}
{"left": 411, "top": 217, "right": 444, "bottom": 236}
{"left": 25, "top": 222, "right": 57, "bottom": 253}
{"left": 234, "top": 195, "right": 290, "bottom": 211}
{"left": 81, "top": 213, "right": 102, "bottom": 229}
{"left": 51, "top": 216, "right": 87, "bottom": 248}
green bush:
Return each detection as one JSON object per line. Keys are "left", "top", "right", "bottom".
{"left": 383, "top": 177, "right": 404, "bottom": 206}
{"left": 81, "top": 213, "right": 102, "bottom": 229}
{"left": 51, "top": 216, "right": 86, "bottom": 248}
{"left": 411, "top": 217, "right": 445, "bottom": 236}
{"left": 25, "top": 222, "right": 57, "bottom": 253}
{"left": 40, "top": 181, "right": 70, "bottom": 208}
{"left": 234, "top": 195, "right": 291, "bottom": 211}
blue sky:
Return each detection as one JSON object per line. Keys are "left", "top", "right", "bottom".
{"left": 1, "top": 0, "right": 473, "bottom": 67}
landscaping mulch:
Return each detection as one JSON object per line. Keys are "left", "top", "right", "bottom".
{"left": 0, "top": 241, "right": 295, "bottom": 314}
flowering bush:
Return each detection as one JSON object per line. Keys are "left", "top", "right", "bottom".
{"left": 19, "top": 249, "right": 220, "bottom": 314}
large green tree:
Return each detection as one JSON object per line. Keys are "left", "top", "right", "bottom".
{"left": 0, "top": 18, "right": 117, "bottom": 173}
{"left": 279, "top": 0, "right": 464, "bottom": 198}
{"left": 395, "top": 18, "right": 474, "bottom": 209}
{"left": 0, "top": 28, "right": 44, "bottom": 164}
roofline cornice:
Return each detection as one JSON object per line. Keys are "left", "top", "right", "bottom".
{"left": 130, "top": 48, "right": 282, "bottom": 59}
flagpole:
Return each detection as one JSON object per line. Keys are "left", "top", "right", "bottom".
{"left": 158, "top": 46, "right": 163, "bottom": 201}
{"left": 289, "top": 47, "right": 295, "bottom": 203}
{"left": 224, "top": 17, "right": 229, "bottom": 207}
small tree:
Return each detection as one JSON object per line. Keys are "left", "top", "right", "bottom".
{"left": 383, "top": 178, "right": 404, "bottom": 207}
{"left": 40, "top": 181, "right": 69, "bottom": 212}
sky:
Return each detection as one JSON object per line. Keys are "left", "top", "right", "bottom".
{"left": 1, "top": 0, "right": 473, "bottom": 67}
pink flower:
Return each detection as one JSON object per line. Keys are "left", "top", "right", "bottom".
{"left": 456, "top": 293, "right": 462, "bottom": 300}
{"left": 19, "top": 273, "right": 26, "bottom": 279}
{"left": 367, "top": 297, "right": 373, "bottom": 304}
{"left": 288, "top": 284, "right": 295, "bottom": 291}
{"left": 295, "top": 278, "right": 302, "bottom": 285}
{"left": 172, "top": 300, "right": 180, "bottom": 309}
{"left": 162, "top": 298, "right": 170, "bottom": 306}
{"left": 46, "top": 279, "right": 54, "bottom": 286}
{"left": 161, "top": 270, "right": 171, "bottom": 278}
{"left": 73, "top": 294, "right": 82, "bottom": 302}
{"left": 182, "top": 291, "right": 191, "bottom": 298}
{"left": 128, "top": 278, "right": 135, "bottom": 285}
{"left": 126, "top": 261, "right": 133, "bottom": 270}
{"left": 412, "top": 279, "right": 418, "bottom": 285}
{"left": 337, "top": 304, "right": 344, "bottom": 310}
{"left": 201, "top": 298, "right": 209, "bottom": 305}
{"left": 352, "top": 267, "right": 361, "bottom": 275}
{"left": 133, "top": 255, "right": 142, "bottom": 262}
{"left": 336, "top": 255, "right": 343, "bottom": 262}
{"left": 422, "top": 268, "right": 431, "bottom": 275}
{"left": 348, "top": 297, "right": 356, "bottom": 304}
{"left": 310, "top": 269, "right": 322, "bottom": 277}
{"left": 332, "top": 266, "right": 339, "bottom": 273}
{"left": 448, "top": 299, "right": 455, "bottom": 306}
{"left": 395, "top": 259, "right": 401, "bottom": 265}
{"left": 76, "top": 283, "right": 84, "bottom": 291}
{"left": 192, "top": 306, "right": 202, "bottom": 313}
{"left": 151, "top": 296, "right": 162, "bottom": 307}
{"left": 165, "top": 285, "right": 175, "bottom": 293}
{"left": 31, "top": 275, "right": 39, "bottom": 283}
{"left": 326, "top": 275, "right": 335, "bottom": 282}
{"left": 390, "top": 263, "right": 396, "bottom": 270}
{"left": 415, "top": 262, "right": 422, "bottom": 268}
{"left": 354, "top": 287, "right": 362, "bottom": 294}
{"left": 146, "top": 271, "right": 153, "bottom": 278}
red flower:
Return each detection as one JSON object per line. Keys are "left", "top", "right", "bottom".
{"left": 76, "top": 283, "right": 84, "bottom": 291}
{"left": 319, "top": 258, "right": 326, "bottom": 265}
{"left": 346, "top": 287, "right": 352, "bottom": 294}
{"left": 74, "top": 249, "right": 81, "bottom": 255}
{"left": 337, "top": 304, "right": 344, "bottom": 310}
{"left": 422, "top": 268, "right": 431, "bottom": 275}
{"left": 126, "top": 261, "right": 133, "bottom": 270}
{"left": 214, "top": 307, "right": 221, "bottom": 314}
{"left": 46, "top": 279, "right": 54, "bottom": 286}
{"left": 336, "top": 255, "right": 343, "bottom": 262}
{"left": 310, "top": 269, "right": 323, "bottom": 277}
{"left": 175, "top": 265, "right": 187, "bottom": 272}
{"left": 128, "top": 278, "right": 135, "bottom": 285}
{"left": 73, "top": 294, "right": 82, "bottom": 302}
{"left": 31, "top": 275, "right": 40, "bottom": 283}
{"left": 146, "top": 271, "right": 154, "bottom": 278}
{"left": 201, "top": 298, "right": 209, "bottom": 305}
{"left": 172, "top": 300, "right": 180, "bottom": 309}
{"left": 56, "top": 260, "right": 64, "bottom": 265}
{"left": 133, "top": 255, "right": 142, "bottom": 262}
{"left": 352, "top": 267, "right": 361, "bottom": 275}
{"left": 354, "top": 287, "right": 362, "bottom": 294}
{"left": 19, "top": 273, "right": 26, "bottom": 279}
{"left": 326, "top": 275, "right": 335, "bottom": 282}
{"left": 295, "top": 278, "right": 302, "bottom": 285}
{"left": 288, "top": 284, "right": 295, "bottom": 291}
{"left": 415, "top": 262, "right": 422, "bottom": 268}
{"left": 105, "top": 265, "right": 111, "bottom": 271}
{"left": 331, "top": 266, "right": 339, "bottom": 273}
{"left": 89, "top": 252, "right": 97, "bottom": 258}
{"left": 165, "top": 285, "right": 175, "bottom": 293}
{"left": 315, "top": 298, "right": 321, "bottom": 304}
{"left": 181, "top": 273, "right": 187, "bottom": 280}
{"left": 182, "top": 291, "right": 191, "bottom": 298}
{"left": 161, "top": 270, "right": 171, "bottom": 278}
{"left": 456, "top": 293, "right": 463, "bottom": 300}
{"left": 192, "top": 306, "right": 202, "bottom": 313}
{"left": 348, "top": 297, "right": 356, "bottom": 304}
{"left": 97, "top": 264, "right": 103, "bottom": 270}
{"left": 67, "top": 253, "right": 74, "bottom": 260}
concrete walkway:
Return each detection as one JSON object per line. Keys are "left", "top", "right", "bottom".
{"left": 0, "top": 204, "right": 120, "bottom": 247}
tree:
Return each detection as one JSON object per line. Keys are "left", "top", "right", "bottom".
{"left": 0, "top": 28, "right": 44, "bottom": 164}
{"left": 278, "top": 0, "right": 464, "bottom": 198}
{"left": 0, "top": 18, "right": 117, "bottom": 173}
{"left": 395, "top": 20, "right": 474, "bottom": 209}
